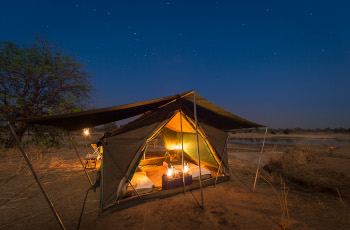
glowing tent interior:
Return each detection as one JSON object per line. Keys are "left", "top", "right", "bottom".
{"left": 15, "top": 90, "right": 264, "bottom": 213}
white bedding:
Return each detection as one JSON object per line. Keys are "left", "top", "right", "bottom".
{"left": 190, "top": 166, "right": 212, "bottom": 180}
{"left": 126, "top": 172, "right": 154, "bottom": 195}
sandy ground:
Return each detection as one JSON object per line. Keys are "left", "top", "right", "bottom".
{"left": 0, "top": 134, "right": 350, "bottom": 230}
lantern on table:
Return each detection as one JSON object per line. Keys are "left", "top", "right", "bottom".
{"left": 183, "top": 162, "right": 189, "bottom": 174}
{"left": 166, "top": 165, "right": 174, "bottom": 177}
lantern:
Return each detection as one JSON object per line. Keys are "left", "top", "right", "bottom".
{"left": 183, "top": 162, "right": 189, "bottom": 173}
{"left": 83, "top": 128, "right": 90, "bottom": 136}
{"left": 166, "top": 165, "right": 174, "bottom": 177}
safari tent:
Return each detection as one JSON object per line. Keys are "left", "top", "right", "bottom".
{"left": 13, "top": 90, "right": 263, "bottom": 218}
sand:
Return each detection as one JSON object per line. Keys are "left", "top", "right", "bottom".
{"left": 0, "top": 134, "right": 349, "bottom": 230}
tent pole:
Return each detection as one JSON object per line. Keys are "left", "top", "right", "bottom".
{"left": 101, "top": 142, "right": 143, "bottom": 201}
{"left": 68, "top": 133, "right": 94, "bottom": 189}
{"left": 99, "top": 156, "right": 103, "bottom": 215}
{"left": 253, "top": 127, "right": 268, "bottom": 192}
{"left": 215, "top": 135, "right": 229, "bottom": 186}
{"left": 180, "top": 100, "right": 186, "bottom": 194}
{"left": 193, "top": 92, "right": 204, "bottom": 210}
{"left": 7, "top": 122, "right": 66, "bottom": 230}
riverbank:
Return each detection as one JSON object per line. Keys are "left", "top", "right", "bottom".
{"left": 229, "top": 132, "right": 350, "bottom": 140}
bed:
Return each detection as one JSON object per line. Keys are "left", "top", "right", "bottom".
{"left": 124, "top": 172, "right": 155, "bottom": 197}
{"left": 190, "top": 166, "right": 212, "bottom": 180}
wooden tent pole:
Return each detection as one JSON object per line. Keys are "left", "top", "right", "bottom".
{"left": 193, "top": 92, "right": 204, "bottom": 210}
{"left": 215, "top": 135, "right": 229, "bottom": 186}
{"left": 68, "top": 133, "right": 94, "bottom": 188}
{"left": 179, "top": 100, "right": 186, "bottom": 193}
{"left": 8, "top": 122, "right": 66, "bottom": 230}
{"left": 253, "top": 127, "right": 268, "bottom": 192}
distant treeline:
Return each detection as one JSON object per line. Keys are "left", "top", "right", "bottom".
{"left": 232, "top": 127, "right": 350, "bottom": 134}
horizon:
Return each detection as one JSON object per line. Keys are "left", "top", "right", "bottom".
{"left": 1, "top": 0, "right": 349, "bottom": 129}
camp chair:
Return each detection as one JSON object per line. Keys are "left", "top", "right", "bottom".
{"left": 84, "top": 144, "right": 103, "bottom": 169}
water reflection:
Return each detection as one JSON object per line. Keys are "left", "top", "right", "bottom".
{"left": 229, "top": 138, "right": 350, "bottom": 146}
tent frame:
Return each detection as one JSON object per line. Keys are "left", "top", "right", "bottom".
{"left": 179, "top": 100, "right": 186, "bottom": 193}
{"left": 193, "top": 92, "right": 204, "bottom": 210}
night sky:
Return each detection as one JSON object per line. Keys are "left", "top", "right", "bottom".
{"left": 1, "top": 1, "right": 350, "bottom": 128}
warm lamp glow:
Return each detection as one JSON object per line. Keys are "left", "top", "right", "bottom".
{"left": 83, "top": 128, "right": 90, "bottom": 136}
{"left": 174, "top": 144, "right": 180, "bottom": 150}
{"left": 166, "top": 165, "right": 174, "bottom": 177}
{"left": 183, "top": 162, "right": 189, "bottom": 173}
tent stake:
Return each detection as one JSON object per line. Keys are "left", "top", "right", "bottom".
{"left": 253, "top": 127, "right": 268, "bottom": 192}
{"left": 68, "top": 133, "right": 94, "bottom": 189}
{"left": 8, "top": 122, "right": 66, "bottom": 230}
{"left": 179, "top": 101, "right": 186, "bottom": 194}
{"left": 193, "top": 92, "right": 204, "bottom": 210}
{"left": 215, "top": 135, "right": 229, "bottom": 186}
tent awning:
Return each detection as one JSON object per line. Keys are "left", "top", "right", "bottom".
{"left": 14, "top": 90, "right": 265, "bottom": 131}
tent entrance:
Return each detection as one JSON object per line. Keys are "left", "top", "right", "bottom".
{"left": 122, "top": 111, "right": 223, "bottom": 199}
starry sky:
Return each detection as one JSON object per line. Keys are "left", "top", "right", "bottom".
{"left": 1, "top": 0, "right": 350, "bottom": 128}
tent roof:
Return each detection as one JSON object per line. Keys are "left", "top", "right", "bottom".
{"left": 165, "top": 112, "right": 195, "bottom": 133}
{"left": 14, "top": 90, "right": 265, "bottom": 131}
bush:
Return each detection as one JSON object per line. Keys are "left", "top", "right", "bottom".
{"left": 282, "top": 129, "right": 290, "bottom": 134}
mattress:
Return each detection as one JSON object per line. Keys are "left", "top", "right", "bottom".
{"left": 125, "top": 172, "right": 155, "bottom": 196}
{"left": 190, "top": 166, "right": 212, "bottom": 180}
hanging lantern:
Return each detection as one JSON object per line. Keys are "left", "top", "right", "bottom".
{"left": 83, "top": 128, "right": 90, "bottom": 136}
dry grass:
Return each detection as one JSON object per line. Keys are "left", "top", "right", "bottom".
{"left": 259, "top": 174, "right": 289, "bottom": 229}
{"left": 229, "top": 158, "right": 290, "bottom": 229}
{"left": 263, "top": 142, "right": 350, "bottom": 199}
{"left": 264, "top": 141, "right": 334, "bottom": 174}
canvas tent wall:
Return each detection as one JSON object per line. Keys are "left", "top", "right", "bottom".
{"left": 14, "top": 90, "right": 264, "bottom": 212}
